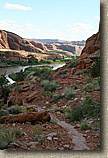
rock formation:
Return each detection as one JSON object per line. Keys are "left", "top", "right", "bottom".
{"left": 44, "top": 43, "right": 56, "bottom": 50}
{"left": 0, "top": 50, "right": 28, "bottom": 62}
{"left": 80, "top": 30, "right": 100, "bottom": 59}
{"left": 0, "top": 111, "right": 51, "bottom": 124}
{"left": 30, "top": 41, "right": 48, "bottom": 52}
{"left": 0, "top": 29, "right": 9, "bottom": 49}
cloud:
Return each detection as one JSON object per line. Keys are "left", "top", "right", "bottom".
{"left": 4, "top": 3, "right": 32, "bottom": 10}
{"left": 93, "top": 16, "right": 100, "bottom": 19}
{"left": 0, "top": 20, "right": 39, "bottom": 38}
{"left": 25, "top": 24, "right": 33, "bottom": 27}
{"left": 70, "top": 23, "right": 94, "bottom": 32}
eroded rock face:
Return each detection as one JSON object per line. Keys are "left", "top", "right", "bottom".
{"left": 30, "top": 41, "right": 48, "bottom": 52}
{"left": 44, "top": 43, "right": 56, "bottom": 50}
{"left": 80, "top": 30, "right": 100, "bottom": 58}
{"left": 0, "top": 50, "right": 28, "bottom": 62}
{"left": 0, "top": 110, "right": 51, "bottom": 124}
{"left": 0, "top": 29, "right": 9, "bottom": 49}
{"left": 6, "top": 31, "right": 43, "bottom": 53}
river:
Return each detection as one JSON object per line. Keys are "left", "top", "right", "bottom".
{"left": 0, "top": 64, "right": 65, "bottom": 84}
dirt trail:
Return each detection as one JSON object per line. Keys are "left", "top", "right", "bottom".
{"left": 35, "top": 106, "right": 90, "bottom": 150}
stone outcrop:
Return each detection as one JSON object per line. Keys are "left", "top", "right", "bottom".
{"left": 75, "top": 28, "right": 100, "bottom": 71}
{"left": 0, "top": 29, "right": 43, "bottom": 53}
{"left": 30, "top": 41, "right": 48, "bottom": 52}
{"left": 44, "top": 43, "right": 56, "bottom": 50}
{"left": 0, "top": 50, "right": 28, "bottom": 62}
{"left": 80, "top": 30, "right": 100, "bottom": 59}
{"left": 6, "top": 31, "right": 43, "bottom": 53}
{"left": 0, "top": 29, "right": 9, "bottom": 49}
{"left": 0, "top": 110, "right": 51, "bottom": 124}
{"left": 55, "top": 44, "right": 83, "bottom": 55}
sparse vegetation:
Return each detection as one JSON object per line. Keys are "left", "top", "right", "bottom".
{"left": 63, "top": 88, "right": 76, "bottom": 100}
{"left": 41, "top": 80, "right": 59, "bottom": 92}
{"left": 91, "top": 60, "right": 100, "bottom": 77}
{"left": 80, "top": 121, "right": 92, "bottom": 130}
{"left": 57, "top": 69, "right": 69, "bottom": 75}
{"left": 68, "top": 60, "right": 79, "bottom": 68}
{"left": 0, "top": 74, "right": 11, "bottom": 104}
{"left": 0, "top": 125, "right": 22, "bottom": 149}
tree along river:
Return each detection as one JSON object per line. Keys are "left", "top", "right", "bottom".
{"left": 0, "top": 64, "right": 65, "bottom": 84}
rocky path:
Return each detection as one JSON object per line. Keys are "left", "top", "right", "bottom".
{"left": 34, "top": 106, "right": 90, "bottom": 150}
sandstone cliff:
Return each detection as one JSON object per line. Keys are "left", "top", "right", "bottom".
{"left": 30, "top": 41, "right": 48, "bottom": 52}
{"left": 80, "top": 30, "right": 100, "bottom": 59}
{"left": 0, "top": 29, "right": 9, "bottom": 49}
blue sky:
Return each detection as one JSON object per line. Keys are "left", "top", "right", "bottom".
{"left": 0, "top": 0, "right": 100, "bottom": 41}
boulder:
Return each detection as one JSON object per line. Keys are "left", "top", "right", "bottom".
{"left": 26, "top": 91, "right": 38, "bottom": 102}
{"left": 0, "top": 110, "right": 51, "bottom": 124}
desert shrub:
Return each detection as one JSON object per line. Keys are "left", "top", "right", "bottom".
{"left": 32, "top": 66, "right": 52, "bottom": 79}
{"left": 11, "top": 129, "right": 22, "bottom": 138}
{"left": 33, "top": 124, "right": 43, "bottom": 136}
{"left": 0, "top": 125, "right": 21, "bottom": 149}
{"left": 30, "top": 84, "right": 34, "bottom": 90}
{"left": 80, "top": 122, "right": 92, "bottom": 130}
{"left": 40, "top": 80, "right": 50, "bottom": 87}
{"left": 8, "top": 105, "right": 26, "bottom": 115}
{"left": 42, "top": 80, "right": 59, "bottom": 92}
{"left": 52, "top": 105, "right": 60, "bottom": 112}
{"left": 65, "top": 96, "right": 100, "bottom": 122}
{"left": 91, "top": 60, "right": 100, "bottom": 77}
{"left": 0, "top": 110, "right": 9, "bottom": 117}
{"left": 74, "top": 70, "right": 85, "bottom": 75}
{"left": 0, "top": 74, "right": 11, "bottom": 104}
{"left": 82, "top": 96, "right": 100, "bottom": 118}
{"left": 83, "top": 69, "right": 89, "bottom": 73}
{"left": 57, "top": 69, "right": 69, "bottom": 75}
{"left": 83, "top": 80, "right": 100, "bottom": 92}
{"left": 42, "top": 91, "right": 52, "bottom": 97}
{"left": 68, "top": 60, "right": 79, "bottom": 68}
{"left": 62, "top": 75, "right": 67, "bottom": 79}
{"left": 63, "top": 107, "right": 70, "bottom": 113}
{"left": 63, "top": 88, "right": 76, "bottom": 100}
{"left": 25, "top": 81, "right": 29, "bottom": 85}
{"left": 66, "top": 106, "right": 83, "bottom": 122}
{"left": 0, "top": 103, "right": 4, "bottom": 110}
{"left": 52, "top": 93, "right": 63, "bottom": 103}
{"left": 85, "top": 77, "right": 92, "bottom": 83}
{"left": 81, "top": 96, "right": 94, "bottom": 117}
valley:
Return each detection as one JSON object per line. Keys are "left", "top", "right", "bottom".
{"left": 0, "top": 28, "right": 100, "bottom": 151}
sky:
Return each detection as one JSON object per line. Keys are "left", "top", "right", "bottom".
{"left": 0, "top": 0, "right": 100, "bottom": 41}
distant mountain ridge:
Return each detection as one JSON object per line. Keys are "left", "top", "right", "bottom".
{"left": 28, "top": 39, "right": 85, "bottom": 46}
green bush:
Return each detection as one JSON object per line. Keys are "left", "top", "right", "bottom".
{"left": 11, "top": 129, "right": 22, "bottom": 138}
{"left": 83, "top": 81, "right": 100, "bottom": 92}
{"left": 8, "top": 105, "right": 26, "bottom": 115}
{"left": 91, "top": 61, "right": 100, "bottom": 77}
{"left": 63, "top": 88, "right": 76, "bottom": 100}
{"left": 66, "top": 106, "right": 83, "bottom": 122}
{"left": 0, "top": 125, "right": 21, "bottom": 149}
{"left": 0, "top": 110, "right": 9, "bottom": 116}
{"left": 62, "top": 75, "right": 67, "bottom": 79}
{"left": 33, "top": 124, "right": 43, "bottom": 136}
{"left": 42, "top": 80, "right": 59, "bottom": 92}
{"left": 85, "top": 77, "right": 92, "bottom": 83}
{"left": 65, "top": 96, "right": 100, "bottom": 122}
{"left": 80, "top": 122, "right": 92, "bottom": 130}
{"left": 0, "top": 103, "right": 4, "bottom": 110}
{"left": 52, "top": 93, "right": 63, "bottom": 103}
{"left": 68, "top": 60, "right": 79, "bottom": 68}
{"left": 74, "top": 70, "right": 85, "bottom": 75}
{"left": 57, "top": 69, "right": 69, "bottom": 75}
